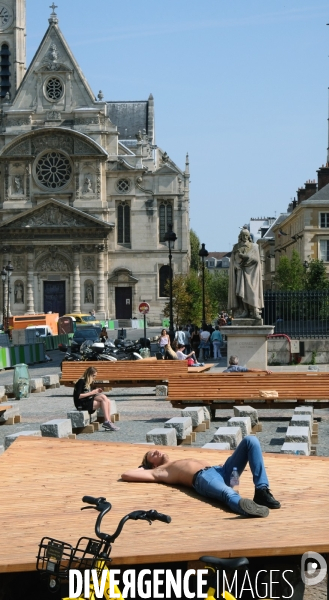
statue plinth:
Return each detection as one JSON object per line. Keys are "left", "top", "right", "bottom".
{"left": 232, "top": 318, "right": 263, "bottom": 327}
{"left": 220, "top": 325, "right": 274, "bottom": 370}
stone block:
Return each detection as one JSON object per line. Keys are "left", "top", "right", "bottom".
{"left": 233, "top": 405, "right": 259, "bottom": 427}
{"left": 285, "top": 426, "right": 311, "bottom": 446}
{"left": 203, "top": 407, "right": 211, "bottom": 421}
{"left": 181, "top": 407, "right": 204, "bottom": 427}
{"left": 5, "top": 384, "right": 14, "bottom": 395}
{"left": 5, "top": 430, "right": 41, "bottom": 450}
{"left": 281, "top": 442, "right": 310, "bottom": 456}
{"left": 227, "top": 417, "right": 251, "bottom": 438}
{"left": 155, "top": 385, "right": 168, "bottom": 397}
{"left": 0, "top": 386, "right": 6, "bottom": 400}
{"left": 41, "top": 419, "right": 72, "bottom": 438}
{"left": 213, "top": 426, "right": 242, "bottom": 449}
{"left": 42, "top": 374, "right": 60, "bottom": 388}
{"left": 146, "top": 428, "right": 177, "bottom": 446}
{"left": 294, "top": 407, "right": 313, "bottom": 420}
{"left": 30, "top": 378, "right": 46, "bottom": 393}
{"left": 202, "top": 442, "right": 230, "bottom": 450}
{"left": 67, "top": 410, "right": 97, "bottom": 429}
{"left": 0, "top": 405, "right": 20, "bottom": 424}
{"left": 290, "top": 415, "right": 312, "bottom": 430}
{"left": 164, "top": 416, "right": 192, "bottom": 440}
{"left": 0, "top": 445, "right": 4, "bottom": 454}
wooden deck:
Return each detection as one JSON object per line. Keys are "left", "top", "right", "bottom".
{"left": 1, "top": 436, "right": 329, "bottom": 573}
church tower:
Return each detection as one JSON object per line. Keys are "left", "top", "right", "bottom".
{"left": 0, "top": 0, "right": 26, "bottom": 98}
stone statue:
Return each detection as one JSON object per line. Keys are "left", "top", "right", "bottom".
{"left": 83, "top": 176, "right": 93, "bottom": 194}
{"left": 14, "top": 282, "right": 24, "bottom": 304}
{"left": 228, "top": 228, "right": 263, "bottom": 320}
{"left": 13, "top": 176, "right": 23, "bottom": 194}
{"left": 85, "top": 283, "right": 94, "bottom": 303}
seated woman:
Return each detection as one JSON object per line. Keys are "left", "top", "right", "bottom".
{"left": 99, "top": 327, "right": 108, "bottom": 343}
{"left": 73, "top": 366, "right": 119, "bottom": 431}
{"left": 176, "top": 343, "right": 204, "bottom": 366}
{"left": 164, "top": 343, "right": 178, "bottom": 360}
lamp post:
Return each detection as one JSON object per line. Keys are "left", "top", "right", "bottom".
{"left": 2, "top": 261, "right": 13, "bottom": 332}
{"left": 198, "top": 243, "right": 209, "bottom": 327}
{"left": 164, "top": 224, "right": 177, "bottom": 341}
{"left": 1, "top": 266, "right": 6, "bottom": 330}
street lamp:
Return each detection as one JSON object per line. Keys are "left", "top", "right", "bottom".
{"left": 198, "top": 243, "right": 209, "bottom": 327}
{"left": 164, "top": 223, "right": 177, "bottom": 341}
{"left": 2, "top": 261, "right": 13, "bottom": 332}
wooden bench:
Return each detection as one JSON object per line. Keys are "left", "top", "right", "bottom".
{"left": 60, "top": 360, "right": 189, "bottom": 389}
{"left": 167, "top": 372, "right": 329, "bottom": 418}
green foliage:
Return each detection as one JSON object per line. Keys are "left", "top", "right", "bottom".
{"left": 274, "top": 250, "right": 305, "bottom": 290}
{"left": 190, "top": 229, "right": 201, "bottom": 271}
{"left": 305, "top": 259, "right": 329, "bottom": 291}
{"left": 163, "top": 268, "right": 229, "bottom": 326}
{"left": 207, "top": 270, "right": 229, "bottom": 314}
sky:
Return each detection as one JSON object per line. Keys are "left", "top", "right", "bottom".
{"left": 26, "top": 0, "right": 329, "bottom": 251}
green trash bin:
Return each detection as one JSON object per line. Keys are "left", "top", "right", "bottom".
{"left": 13, "top": 363, "right": 30, "bottom": 399}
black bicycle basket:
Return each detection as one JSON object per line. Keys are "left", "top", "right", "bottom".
{"left": 37, "top": 537, "right": 73, "bottom": 578}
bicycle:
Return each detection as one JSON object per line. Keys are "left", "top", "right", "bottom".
{"left": 36, "top": 495, "right": 171, "bottom": 600}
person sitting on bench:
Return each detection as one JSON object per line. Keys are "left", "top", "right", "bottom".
{"left": 224, "top": 355, "right": 272, "bottom": 374}
{"left": 121, "top": 436, "right": 280, "bottom": 517}
{"left": 176, "top": 343, "right": 204, "bottom": 367}
{"left": 73, "top": 366, "right": 119, "bottom": 432}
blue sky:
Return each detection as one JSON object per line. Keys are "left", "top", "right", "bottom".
{"left": 27, "top": 1, "right": 329, "bottom": 251}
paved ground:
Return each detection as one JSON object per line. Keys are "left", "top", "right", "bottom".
{"left": 1, "top": 349, "right": 329, "bottom": 455}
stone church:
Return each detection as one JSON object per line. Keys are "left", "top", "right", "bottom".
{"left": 0, "top": 2, "right": 190, "bottom": 324}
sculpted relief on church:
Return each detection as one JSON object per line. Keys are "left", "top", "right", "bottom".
{"left": 19, "top": 206, "right": 86, "bottom": 228}
{"left": 38, "top": 255, "right": 70, "bottom": 272}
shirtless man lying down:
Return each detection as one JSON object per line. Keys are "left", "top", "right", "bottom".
{"left": 121, "top": 436, "right": 280, "bottom": 518}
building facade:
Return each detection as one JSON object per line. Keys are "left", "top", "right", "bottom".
{"left": 0, "top": 2, "right": 190, "bottom": 324}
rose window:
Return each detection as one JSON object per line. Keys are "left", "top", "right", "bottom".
{"left": 36, "top": 152, "right": 72, "bottom": 189}
{"left": 116, "top": 178, "right": 130, "bottom": 193}
{"left": 45, "top": 77, "right": 64, "bottom": 101}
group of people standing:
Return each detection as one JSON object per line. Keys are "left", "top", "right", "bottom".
{"left": 158, "top": 319, "right": 228, "bottom": 362}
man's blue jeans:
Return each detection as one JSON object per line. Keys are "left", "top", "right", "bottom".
{"left": 193, "top": 436, "right": 269, "bottom": 515}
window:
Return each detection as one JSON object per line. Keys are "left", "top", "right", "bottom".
{"left": 44, "top": 76, "right": 64, "bottom": 101}
{"left": 35, "top": 151, "right": 72, "bottom": 189}
{"left": 116, "top": 179, "right": 131, "bottom": 193}
{"left": 159, "top": 201, "right": 173, "bottom": 242}
{"left": 320, "top": 240, "right": 329, "bottom": 261}
{"left": 0, "top": 44, "right": 11, "bottom": 98}
{"left": 320, "top": 213, "right": 329, "bottom": 228}
{"left": 159, "top": 265, "right": 172, "bottom": 297}
{"left": 117, "top": 202, "right": 131, "bottom": 244}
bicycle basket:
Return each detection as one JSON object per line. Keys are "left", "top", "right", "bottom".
{"left": 70, "top": 537, "right": 111, "bottom": 572}
{"left": 37, "top": 537, "right": 73, "bottom": 578}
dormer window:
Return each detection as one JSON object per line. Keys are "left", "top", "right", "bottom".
{"left": 0, "top": 43, "right": 11, "bottom": 98}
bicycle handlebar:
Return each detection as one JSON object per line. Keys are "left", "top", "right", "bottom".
{"left": 81, "top": 496, "right": 171, "bottom": 542}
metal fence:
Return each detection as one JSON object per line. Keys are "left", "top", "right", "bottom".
{"left": 263, "top": 290, "right": 329, "bottom": 338}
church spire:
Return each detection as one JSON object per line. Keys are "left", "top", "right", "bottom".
{"left": 49, "top": 2, "right": 59, "bottom": 25}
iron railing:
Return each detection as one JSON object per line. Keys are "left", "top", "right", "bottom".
{"left": 263, "top": 290, "right": 329, "bottom": 338}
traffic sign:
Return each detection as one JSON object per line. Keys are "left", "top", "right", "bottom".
{"left": 139, "top": 302, "right": 150, "bottom": 314}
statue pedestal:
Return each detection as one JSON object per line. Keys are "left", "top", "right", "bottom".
{"left": 220, "top": 324, "right": 274, "bottom": 370}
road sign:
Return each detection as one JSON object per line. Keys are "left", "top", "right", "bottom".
{"left": 139, "top": 302, "right": 150, "bottom": 314}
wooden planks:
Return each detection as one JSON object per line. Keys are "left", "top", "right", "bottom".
{"left": 1, "top": 437, "right": 329, "bottom": 572}
{"left": 167, "top": 372, "right": 329, "bottom": 411}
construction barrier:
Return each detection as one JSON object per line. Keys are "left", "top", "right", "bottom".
{"left": 43, "top": 333, "right": 70, "bottom": 351}
{"left": 0, "top": 346, "right": 11, "bottom": 369}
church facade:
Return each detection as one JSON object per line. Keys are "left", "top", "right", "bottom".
{"left": 0, "top": 2, "right": 190, "bottom": 324}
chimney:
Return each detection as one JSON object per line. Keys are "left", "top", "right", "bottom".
{"left": 317, "top": 164, "right": 329, "bottom": 190}
{"left": 297, "top": 180, "right": 317, "bottom": 203}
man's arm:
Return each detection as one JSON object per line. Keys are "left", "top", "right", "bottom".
{"left": 248, "top": 368, "right": 272, "bottom": 374}
{"left": 121, "top": 467, "right": 158, "bottom": 482}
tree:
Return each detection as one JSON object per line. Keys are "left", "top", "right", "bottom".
{"left": 207, "top": 270, "right": 229, "bottom": 315}
{"left": 274, "top": 249, "right": 305, "bottom": 290}
{"left": 305, "top": 259, "right": 329, "bottom": 290}
{"left": 190, "top": 229, "right": 201, "bottom": 271}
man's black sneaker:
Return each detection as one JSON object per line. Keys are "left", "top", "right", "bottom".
{"left": 239, "top": 498, "right": 269, "bottom": 518}
{"left": 253, "top": 487, "right": 281, "bottom": 509}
